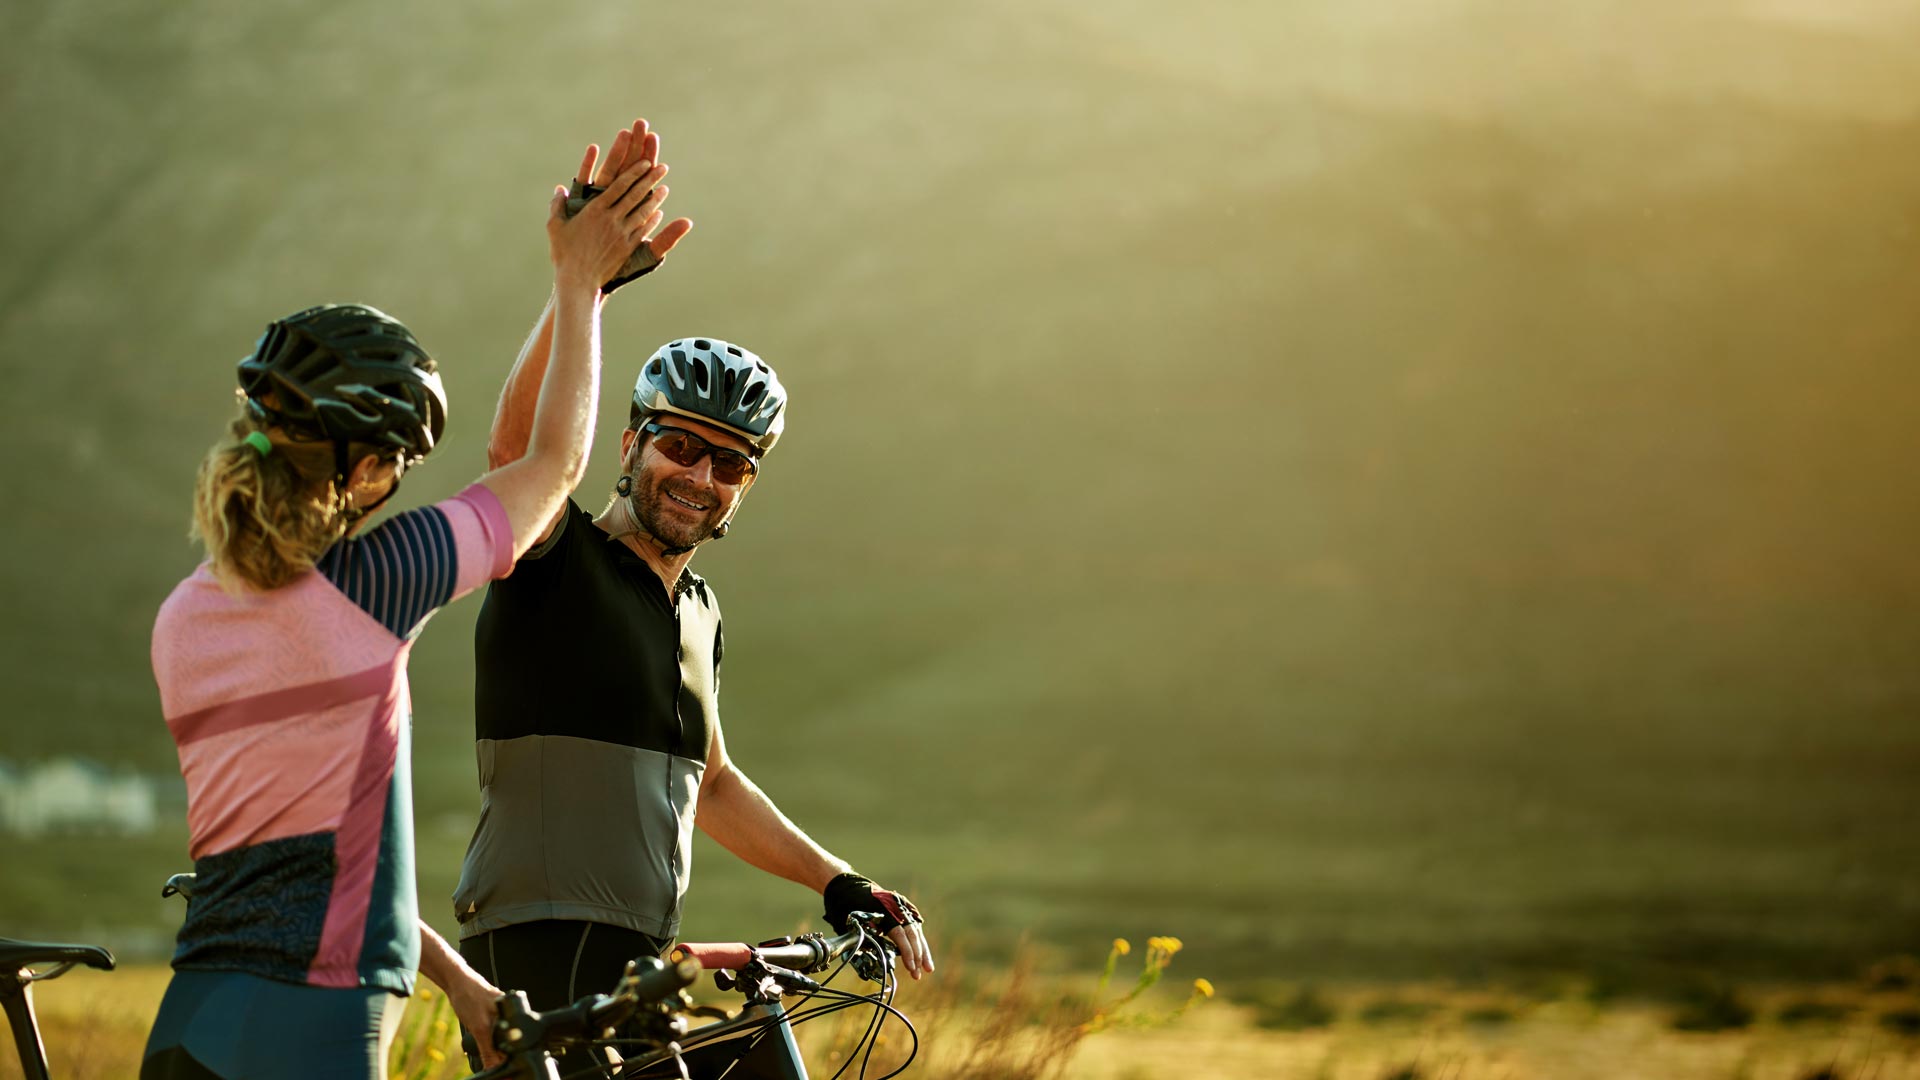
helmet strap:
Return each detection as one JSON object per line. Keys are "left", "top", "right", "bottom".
{"left": 331, "top": 440, "right": 353, "bottom": 492}
{"left": 343, "top": 478, "right": 401, "bottom": 525}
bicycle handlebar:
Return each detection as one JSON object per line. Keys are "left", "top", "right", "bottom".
{"left": 470, "top": 955, "right": 701, "bottom": 1079}
{"left": 670, "top": 910, "right": 895, "bottom": 974}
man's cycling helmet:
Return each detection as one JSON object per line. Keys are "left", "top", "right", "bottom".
{"left": 632, "top": 337, "right": 786, "bottom": 455}
{"left": 238, "top": 303, "right": 447, "bottom": 466}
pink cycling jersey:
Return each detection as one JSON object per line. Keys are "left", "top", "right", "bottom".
{"left": 151, "top": 483, "right": 512, "bottom": 993}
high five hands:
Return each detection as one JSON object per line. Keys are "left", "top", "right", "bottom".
{"left": 559, "top": 118, "right": 695, "bottom": 293}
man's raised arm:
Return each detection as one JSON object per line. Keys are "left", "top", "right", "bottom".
{"left": 488, "top": 118, "right": 693, "bottom": 473}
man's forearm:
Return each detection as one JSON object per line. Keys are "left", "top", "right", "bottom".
{"left": 487, "top": 294, "right": 558, "bottom": 470}
{"left": 417, "top": 919, "right": 505, "bottom": 1066}
{"left": 697, "top": 763, "right": 850, "bottom": 892}
{"left": 417, "top": 919, "right": 475, "bottom": 989}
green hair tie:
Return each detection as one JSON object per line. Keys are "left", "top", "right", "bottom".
{"left": 243, "top": 431, "right": 273, "bottom": 458}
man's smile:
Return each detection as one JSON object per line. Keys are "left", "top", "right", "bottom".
{"left": 664, "top": 489, "right": 713, "bottom": 512}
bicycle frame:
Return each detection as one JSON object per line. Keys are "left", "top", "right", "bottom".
{"left": 2, "top": 974, "right": 55, "bottom": 1080}
{"left": 1, "top": 939, "right": 116, "bottom": 1080}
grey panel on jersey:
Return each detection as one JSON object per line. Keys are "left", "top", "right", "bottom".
{"left": 452, "top": 735, "right": 705, "bottom": 940}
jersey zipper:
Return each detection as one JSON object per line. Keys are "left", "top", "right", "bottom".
{"left": 664, "top": 592, "right": 686, "bottom": 930}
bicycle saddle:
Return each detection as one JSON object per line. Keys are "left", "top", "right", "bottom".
{"left": 0, "top": 939, "right": 115, "bottom": 974}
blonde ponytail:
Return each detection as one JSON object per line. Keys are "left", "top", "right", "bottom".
{"left": 190, "top": 406, "right": 355, "bottom": 592}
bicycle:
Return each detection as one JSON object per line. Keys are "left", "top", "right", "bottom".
{"left": 1, "top": 936, "right": 117, "bottom": 1080}
{"left": 460, "top": 910, "right": 913, "bottom": 1080}
{"left": 150, "top": 874, "right": 914, "bottom": 1080}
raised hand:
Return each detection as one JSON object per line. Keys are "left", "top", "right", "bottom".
{"left": 546, "top": 149, "right": 667, "bottom": 294}
{"left": 565, "top": 118, "right": 694, "bottom": 292}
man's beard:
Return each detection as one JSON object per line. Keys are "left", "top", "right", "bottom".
{"left": 634, "top": 470, "right": 723, "bottom": 551}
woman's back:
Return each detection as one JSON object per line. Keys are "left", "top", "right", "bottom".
{"left": 152, "top": 487, "right": 510, "bottom": 992}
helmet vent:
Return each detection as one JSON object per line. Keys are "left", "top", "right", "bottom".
{"left": 648, "top": 358, "right": 663, "bottom": 376}
{"left": 694, "top": 339, "right": 711, "bottom": 351}
{"left": 692, "top": 359, "right": 710, "bottom": 393}
{"left": 725, "top": 345, "right": 742, "bottom": 357}
{"left": 723, "top": 368, "right": 738, "bottom": 401}
{"left": 741, "top": 382, "right": 765, "bottom": 408}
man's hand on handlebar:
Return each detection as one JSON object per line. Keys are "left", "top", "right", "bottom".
{"left": 448, "top": 974, "right": 506, "bottom": 1071}
{"left": 823, "top": 873, "right": 935, "bottom": 980}
{"left": 415, "top": 923, "right": 505, "bottom": 1070}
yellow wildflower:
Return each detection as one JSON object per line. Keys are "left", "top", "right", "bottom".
{"left": 427, "top": 1048, "right": 446, "bottom": 1064}
{"left": 1112, "top": 938, "right": 1132, "bottom": 956}
{"left": 415, "top": 987, "right": 435, "bottom": 1001}
{"left": 1160, "top": 937, "right": 1184, "bottom": 954}
{"left": 1194, "top": 978, "right": 1215, "bottom": 998}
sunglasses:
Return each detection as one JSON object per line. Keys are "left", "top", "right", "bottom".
{"left": 642, "top": 422, "right": 759, "bottom": 485}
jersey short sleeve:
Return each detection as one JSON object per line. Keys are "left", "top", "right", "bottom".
{"left": 441, "top": 483, "right": 515, "bottom": 593}
{"left": 315, "top": 483, "right": 514, "bottom": 639}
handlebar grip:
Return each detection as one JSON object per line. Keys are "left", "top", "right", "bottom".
{"left": 623, "top": 956, "right": 701, "bottom": 1005}
{"left": 669, "top": 942, "right": 754, "bottom": 970}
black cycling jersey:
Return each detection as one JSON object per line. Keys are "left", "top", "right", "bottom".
{"left": 453, "top": 498, "right": 722, "bottom": 941}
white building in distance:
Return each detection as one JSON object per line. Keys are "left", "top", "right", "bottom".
{"left": 0, "top": 757, "right": 160, "bottom": 837}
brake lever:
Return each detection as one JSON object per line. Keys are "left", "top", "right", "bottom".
{"left": 843, "top": 912, "right": 900, "bottom": 983}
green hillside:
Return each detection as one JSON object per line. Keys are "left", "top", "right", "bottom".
{"left": 3, "top": 0, "right": 1918, "bottom": 983}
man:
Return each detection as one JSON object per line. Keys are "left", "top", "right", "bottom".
{"left": 450, "top": 119, "right": 933, "bottom": 1031}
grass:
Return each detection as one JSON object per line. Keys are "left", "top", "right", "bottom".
{"left": 1777, "top": 1000, "right": 1857, "bottom": 1027}
{"left": 12, "top": 954, "right": 1920, "bottom": 1080}
{"left": 1879, "top": 1009, "right": 1920, "bottom": 1038}
{"left": 1356, "top": 997, "right": 1442, "bottom": 1026}
{"left": 1256, "top": 986, "right": 1341, "bottom": 1032}
{"left": 1670, "top": 984, "right": 1758, "bottom": 1033}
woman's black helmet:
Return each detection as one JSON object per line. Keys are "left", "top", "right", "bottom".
{"left": 238, "top": 304, "right": 447, "bottom": 467}
{"left": 632, "top": 337, "right": 786, "bottom": 455}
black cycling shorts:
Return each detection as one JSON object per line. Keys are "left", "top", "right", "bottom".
{"left": 458, "top": 920, "right": 670, "bottom": 1069}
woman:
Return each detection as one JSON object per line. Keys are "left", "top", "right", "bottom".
{"left": 140, "top": 134, "right": 682, "bottom": 1080}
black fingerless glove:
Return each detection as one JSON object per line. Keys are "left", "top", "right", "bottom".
{"left": 823, "top": 872, "right": 924, "bottom": 934}
{"left": 561, "top": 178, "right": 665, "bottom": 294}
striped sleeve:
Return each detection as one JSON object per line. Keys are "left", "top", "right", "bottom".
{"left": 315, "top": 508, "right": 460, "bottom": 640}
